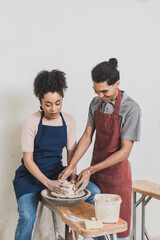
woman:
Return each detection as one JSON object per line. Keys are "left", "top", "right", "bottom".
{"left": 13, "top": 70, "right": 100, "bottom": 240}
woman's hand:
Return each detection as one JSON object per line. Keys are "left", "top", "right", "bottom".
{"left": 75, "top": 168, "right": 91, "bottom": 193}
{"left": 46, "top": 180, "right": 69, "bottom": 194}
{"left": 58, "top": 166, "right": 73, "bottom": 181}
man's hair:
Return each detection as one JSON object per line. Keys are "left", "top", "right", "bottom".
{"left": 33, "top": 70, "right": 68, "bottom": 100}
{"left": 91, "top": 58, "right": 120, "bottom": 85}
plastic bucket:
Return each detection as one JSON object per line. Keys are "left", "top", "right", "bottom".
{"left": 94, "top": 194, "right": 122, "bottom": 223}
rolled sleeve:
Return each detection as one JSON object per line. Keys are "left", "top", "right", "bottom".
{"left": 87, "top": 102, "right": 95, "bottom": 127}
{"left": 121, "top": 108, "right": 142, "bottom": 142}
{"left": 21, "top": 117, "right": 36, "bottom": 152}
{"left": 66, "top": 117, "right": 77, "bottom": 151}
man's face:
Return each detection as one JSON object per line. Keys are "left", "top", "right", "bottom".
{"left": 93, "top": 80, "right": 120, "bottom": 102}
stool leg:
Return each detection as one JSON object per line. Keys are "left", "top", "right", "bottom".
{"left": 130, "top": 191, "right": 136, "bottom": 240}
{"left": 32, "top": 201, "right": 44, "bottom": 240}
{"left": 65, "top": 224, "right": 69, "bottom": 240}
{"left": 133, "top": 191, "right": 136, "bottom": 240}
{"left": 142, "top": 196, "right": 152, "bottom": 240}
{"left": 72, "top": 229, "right": 78, "bottom": 240}
{"left": 142, "top": 195, "right": 145, "bottom": 240}
{"left": 110, "top": 234, "right": 117, "bottom": 240}
{"left": 105, "top": 235, "right": 112, "bottom": 240}
{"left": 52, "top": 209, "right": 59, "bottom": 240}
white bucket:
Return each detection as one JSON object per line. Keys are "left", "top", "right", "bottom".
{"left": 94, "top": 194, "right": 122, "bottom": 223}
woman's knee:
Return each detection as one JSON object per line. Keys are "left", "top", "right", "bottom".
{"left": 17, "top": 192, "right": 39, "bottom": 228}
{"left": 85, "top": 181, "right": 101, "bottom": 205}
{"left": 86, "top": 181, "right": 101, "bottom": 195}
{"left": 18, "top": 208, "right": 36, "bottom": 228}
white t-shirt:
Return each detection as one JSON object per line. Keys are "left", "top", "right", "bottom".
{"left": 21, "top": 111, "right": 77, "bottom": 152}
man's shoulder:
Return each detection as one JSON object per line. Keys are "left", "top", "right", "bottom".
{"left": 121, "top": 91, "right": 141, "bottom": 113}
{"left": 90, "top": 96, "right": 101, "bottom": 106}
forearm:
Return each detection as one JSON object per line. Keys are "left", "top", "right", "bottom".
{"left": 58, "top": 126, "right": 94, "bottom": 181}
{"left": 67, "top": 149, "right": 77, "bottom": 180}
{"left": 89, "top": 140, "right": 134, "bottom": 175}
{"left": 89, "top": 149, "right": 127, "bottom": 174}
{"left": 23, "top": 152, "right": 49, "bottom": 187}
{"left": 69, "top": 133, "right": 92, "bottom": 169}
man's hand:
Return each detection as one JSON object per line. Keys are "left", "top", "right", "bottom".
{"left": 46, "top": 180, "right": 69, "bottom": 194}
{"left": 74, "top": 168, "right": 91, "bottom": 193}
{"left": 58, "top": 166, "right": 73, "bottom": 181}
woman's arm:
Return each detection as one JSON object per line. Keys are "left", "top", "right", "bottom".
{"left": 23, "top": 152, "right": 68, "bottom": 194}
{"left": 58, "top": 125, "right": 95, "bottom": 180}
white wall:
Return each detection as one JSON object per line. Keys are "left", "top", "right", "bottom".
{"left": 0, "top": 0, "right": 160, "bottom": 239}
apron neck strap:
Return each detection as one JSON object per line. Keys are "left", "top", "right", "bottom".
{"left": 39, "top": 111, "right": 66, "bottom": 126}
{"left": 113, "top": 89, "right": 122, "bottom": 115}
{"left": 97, "top": 89, "right": 122, "bottom": 114}
{"left": 39, "top": 111, "right": 44, "bottom": 125}
{"left": 97, "top": 101, "right": 103, "bottom": 112}
{"left": 60, "top": 112, "right": 66, "bottom": 126}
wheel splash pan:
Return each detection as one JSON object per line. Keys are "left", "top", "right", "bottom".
{"left": 41, "top": 189, "right": 91, "bottom": 206}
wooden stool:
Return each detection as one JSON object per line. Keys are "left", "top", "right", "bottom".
{"left": 33, "top": 197, "right": 127, "bottom": 240}
{"left": 130, "top": 180, "right": 160, "bottom": 240}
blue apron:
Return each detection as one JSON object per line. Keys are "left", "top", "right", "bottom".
{"left": 13, "top": 111, "right": 67, "bottom": 201}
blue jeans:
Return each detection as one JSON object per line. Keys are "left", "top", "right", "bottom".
{"left": 15, "top": 181, "right": 100, "bottom": 240}
{"left": 85, "top": 180, "right": 101, "bottom": 205}
{"left": 15, "top": 192, "right": 40, "bottom": 240}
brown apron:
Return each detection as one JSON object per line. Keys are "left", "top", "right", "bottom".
{"left": 90, "top": 89, "right": 132, "bottom": 238}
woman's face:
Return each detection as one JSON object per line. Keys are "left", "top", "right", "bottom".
{"left": 41, "top": 92, "right": 63, "bottom": 120}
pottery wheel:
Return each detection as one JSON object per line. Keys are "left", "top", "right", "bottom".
{"left": 51, "top": 190, "right": 85, "bottom": 199}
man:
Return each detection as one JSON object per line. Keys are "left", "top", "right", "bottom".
{"left": 59, "top": 58, "right": 141, "bottom": 240}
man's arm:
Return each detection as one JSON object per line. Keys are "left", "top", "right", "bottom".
{"left": 58, "top": 125, "right": 95, "bottom": 180}
{"left": 75, "top": 139, "right": 134, "bottom": 191}
{"left": 67, "top": 149, "right": 77, "bottom": 182}
{"left": 89, "top": 139, "right": 134, "bottom": 174}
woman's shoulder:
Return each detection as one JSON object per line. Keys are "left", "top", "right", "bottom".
{"left": 23, "top": 111, "right": 42, "bottom": 127}
{"left": 61, "top": 112, "right": 76, "bottom": 125}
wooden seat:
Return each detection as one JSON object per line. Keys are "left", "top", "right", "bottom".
{"left": 33, "top": 197, "right": 127, "bottom": 240}
{"left": 130, "top": 180, "right": 160, "bottom": 240}
{"left": 132, "top": 180, "right": 160, "bottom": 200}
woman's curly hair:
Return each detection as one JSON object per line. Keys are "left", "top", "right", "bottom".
{"left": 33, "top": 70, "right": 68, "bottom": 100}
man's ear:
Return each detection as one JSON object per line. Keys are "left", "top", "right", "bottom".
{"left": 115, "top": 80, "right": 120, "bottom": 88}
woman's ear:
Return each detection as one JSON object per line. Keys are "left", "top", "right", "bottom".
{"left": 40, "top": 99, "right": 43, "bottom": 110}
